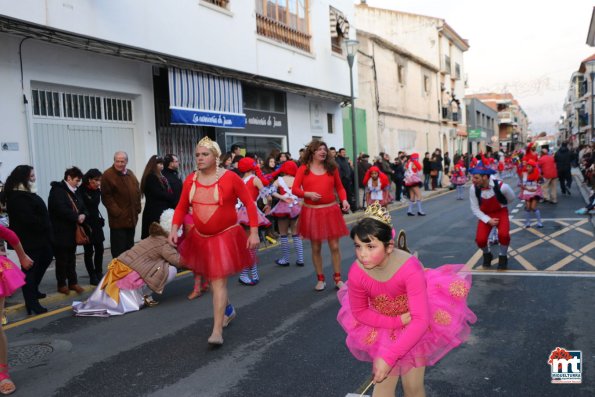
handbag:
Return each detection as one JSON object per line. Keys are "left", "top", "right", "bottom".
{"left": 66, "top": 192, "right": 92, "bottom": 246}
{"left": 430, "top": 169, "right": 438, "bottom": 177}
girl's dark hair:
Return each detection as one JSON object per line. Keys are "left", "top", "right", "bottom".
{"left": 140, "top": 155, "right": 164, "bottom": 196}
{"left": 83, "top": 168, "right": 102, "bottom": 185}
{"left": 350, "top": 217, "right": 392, "bottom": 246}
{"left": 2, "top": 165, "right": 34, "bottom": 205}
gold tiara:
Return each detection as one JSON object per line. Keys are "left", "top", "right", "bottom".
{"left": 197, "top": 136, "right": 222, "bottom": 157}
{"left": 363, "top": 201, "right": 392, "bottom": 226}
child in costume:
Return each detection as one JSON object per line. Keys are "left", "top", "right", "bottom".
{"left": 0, "top": 225, "right": 31, "bottom": 395}
{"left": 236, "top": 157, "right": 272, "bottom": 285}
{"left": 403, "top": 154, "right": 426, "bottom": 216}
{"left": 364, "top": 166, "right": 390, "bottom": 207}
{"left": 450, "top": 160, "right": 467, "bottom": 200}
{"left": 519, "top": 160, "right": 543, "bottom": 228}
{"left": 337, "top": 203, "right": 476, "bottom": 396}
{"left": 270, "top": 161, "right": 304, "bottom": 267}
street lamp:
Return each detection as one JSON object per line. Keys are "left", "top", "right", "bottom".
{"left": 344, "top": 39, "right": 359, "bottom": 209}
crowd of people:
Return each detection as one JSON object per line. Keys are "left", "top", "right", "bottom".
{"left": 0, "top": 135, "right": 593, "bottom": 395}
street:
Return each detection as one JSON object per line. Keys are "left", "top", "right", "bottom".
{"left": 6, "top": 179, "right": 595, "bottom": 397}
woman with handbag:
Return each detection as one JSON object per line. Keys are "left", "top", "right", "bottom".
{"left": 79, "top": 169, "right": 106, "bottom": 286}
{"left": 140, "top": 155, "right": 176, "bottom": 239}
{"left": 73, "top": 210, "right": 181, "bottom": 316}
{"left": 48, "top": 167, "right": 88, "bottom": 295}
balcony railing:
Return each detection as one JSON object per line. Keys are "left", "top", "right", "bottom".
{"left": 202, "top": 0, "right": 228, "bottom": 8}
{"left": 256, "top": 13, "right": 311, "bottom": 52}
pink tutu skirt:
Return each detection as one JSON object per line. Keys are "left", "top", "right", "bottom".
{"left": 237, "top": 206, "right": 271, "bottom": 228}
{"left": 451, "top": 175, "right": 467, "bottom": 186}
{"left": 0, "top": 257, "right": 26, "bottom": 297}
{"left": 337, "top": 264, "right": 476, "bottom": 376}
{"left": 298, "top": 204, "right": 349, "bottom": 241}
{"left": 519, "top": 186, "right": 543, "bottom": 200}
{"left": 178, "top": 224, "right": 251, "bottom": 280}
{"left": 404, "top": 174, "right": 423, "bottom": 187}
{"left": 270, "top": 200, "right": 302, "bottom": 219}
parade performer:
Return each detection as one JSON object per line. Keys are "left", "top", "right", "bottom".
{"left": 519, "top": 160, "right": 544, "bottom": 228}
{"left": 450, "top": 160, "right": 467, "bottom": 200}
{"left": 293, "top": 140, "right": 350, "bottom": 291}
{"left": 236, "top": 157, "right": 272, "bottom": 285}
{"left": 183, "top": 211, "right": 209, "bottom": 300}
{"left": 169, "top": 137, "right": 259, "bottom": 345}
{"left": 403, "top": 153, "right": 426, "bottom": 216}
{"left": 363, "top": 166, "right": 390, "bottom": 207}
{"left": 0, "top": 225, "right": 30, "bottom": 395}
{"left": 469, "top": 162, "right": 516, "bottom": 269}
{"left": 73, "top": 210, "right": 181, "bottom": 316}
{"left": 270, "top": 161, "right": 304, "bottom": 267}
{"left": 337, "top": 203, "right": 476, "bottom": 396}
{"left": 523, "top": 142, "right": 538, "bottom": 164}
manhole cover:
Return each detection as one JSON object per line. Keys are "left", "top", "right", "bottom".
{"left": 8, "top": 343, "right": 54, "bottom": 366}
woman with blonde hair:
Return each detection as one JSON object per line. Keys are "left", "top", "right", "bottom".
{"left": 169, "top": 137, "right": 259, "bottom": 345}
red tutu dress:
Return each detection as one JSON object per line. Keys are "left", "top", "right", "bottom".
{"left": 404, "top": 158, "right": 423, "bottom": 187}
{"left": 293, "top": 165, "right": 349, "bottom": 241}
{"left": 173, "top": 171, "right": 258, "bottom": 280}
{"left": 0, "top": 225, "right": 27, "bottom": 297}
{"left": 237, "top": 175, "right": 271, "bottom": 228}
{"left": 337, "top": 256, "right": 476, "bottom": 376}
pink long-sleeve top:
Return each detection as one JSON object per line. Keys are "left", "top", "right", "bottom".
{"left": 347, "top": 256, "right": 430, "bottom": 367}
{"left": 0, "top": 225, "right": 20, "bottom": 249}
{"left": 292, "top": 165, "right": 347, "bottom": 205}
{"left": 173, "top": 170, "right": 258, "bottom": 235}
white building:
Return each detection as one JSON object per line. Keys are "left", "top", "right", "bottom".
{"left": 354, "top": 3, "right": 469, "bottom": 157}
{"left": 0, "top": 0, "right": 356, "bottom": 202}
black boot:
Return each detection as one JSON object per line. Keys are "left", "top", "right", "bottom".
{"left": 498, "top": 255, "right": 508, "bottom": 270}
{"left": 482, "top": 252, "right": 493, "bottom": 268}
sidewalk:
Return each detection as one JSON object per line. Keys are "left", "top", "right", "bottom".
{"left": 571, "top": 167, "right": 595, "bottom": 228}
{"left": 4, "top": 185, "right": 451, "bottom": 322}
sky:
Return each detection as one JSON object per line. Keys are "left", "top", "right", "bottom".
{"left": 362, "top": 0, "right": 595, "bottom": 135}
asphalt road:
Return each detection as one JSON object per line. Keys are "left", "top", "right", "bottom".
{"left": 6, "top": 179, "right": 595, "bottom": 397}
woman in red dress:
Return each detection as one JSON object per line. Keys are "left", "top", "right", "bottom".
{"left": 293, "top": 140, "right": 350, "bottom": 291}
{"left": 169, "top": 137, "right": 260, "bottom": 346}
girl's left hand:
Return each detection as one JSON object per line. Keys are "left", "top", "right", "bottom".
{"left": 247, "top": 232, "right": 260, "bottom": 249}
{"left": 19, "top": 254, "right": 34, "bottom": 270}
{"left": 341, "top": 200, "right": 350, "bottom": 212}
{"left": 372, "top": 357, "right": 391, "bottom": 384}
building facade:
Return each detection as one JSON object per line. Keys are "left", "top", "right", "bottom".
{"left": 0, "top": 0, "right": 356, "bottom": 202}
{"left": 354, "top": 3, "right": 468, "bottom": 157}
{"left": 464, "top": 97, "right": 498, "bottom": 154}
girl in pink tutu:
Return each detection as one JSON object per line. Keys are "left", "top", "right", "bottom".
{"left": 0, "top": 224, "right": 32, "bottom": 395}
{"left": 519, "top": 159, "right": 544, "bottom": 228}
{"left": 270, "top": 161, "right": 304, "bottom": 267}
{"left": 403, "top": 153, "right": 426, "bottom": 216}
{"left": 450, "top": 160, "right": 467, "bottom": 200}
{"left": 293, "top": 140, "right": 350, "bottom": 291}
{"left": 236, "top": 157, "right": 272, "bottom": 285}
{"left": 170, "top": 137, "right": 259, "bottom": 346}
{"left": 337, "top": 203, "right": 476, "bottom": 396}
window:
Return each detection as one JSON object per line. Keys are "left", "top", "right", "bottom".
{"left": 327, "top": 113, "right": 334, "bottom": 133}
{"left": 256, "top": 0, "right": 310, "bottom": 52}
{"left": 31, "top": 89, "right": 131, "bottom": 122}
{"left": 202, "top": 0, "right": 229, "bottom": 8}
{"left": 397, "top": 65, "right": 405, "bottom": 85}
{"left": 330, "top": 7, "right": 350, "bottom": 54}
{"left": 243, "top": 86, "right": 286, "bottom": 113}
{"left": 423, "top": 75, "right": 430, "bottom": 94}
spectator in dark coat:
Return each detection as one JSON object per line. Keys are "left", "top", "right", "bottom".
{"left": 2, "top": 165, "right": 52, "bottom": 314}
{"left": 162, "top": 154, "right": 183, "bottom": 207}
{"left": 79, "top": 169, "right": 105, "bottom": 286}
{"left": 140, "top": 155, "right": 175, "bottom": 239}
{"left": 434, "top": 149, "right": 444, "bottom": 187}
{"left": 336, "top": 148, "right": 355, "bottom": 210}
{"left": 391, "top": 156, "right": 406, "bottom": 201}
{"left": 423, "top": 152, "right": 431, "bottom": 190}
{"left": 357, "top": 154, "right": 372, "bottom": 208}
{"left": 554, "top": 142, "right": 572, "bottom": 195}
{"left": 430, "top": 155, "right": 441, "bottom": 190}
{"left": 48, "top": 167, "right": 87, "bottom": 295}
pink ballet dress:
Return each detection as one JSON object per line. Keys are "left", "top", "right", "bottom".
{"left": 337, "top": 256, "right": 476, "bottom": 376}
{"left": 0, "top": 225, "right": 27, "bottom": 297}
{"left": 519, "top": 179, "right": 543, "bottom": 201}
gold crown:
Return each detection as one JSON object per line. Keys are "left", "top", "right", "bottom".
{"left": 363, "top": 201, "right": 392, "bottom": 226}
{"left": 197, "top": 136, "right": 222, "bottom": 157}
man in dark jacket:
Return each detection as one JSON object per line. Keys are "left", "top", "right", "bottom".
{"left": 162, "top": 154, "right": 183, "bottom": 207}
{"left": 337, "top": 148, "right": 356, "bottom": 210}
{"left": 423, "top": 152, "right": 431, "bottom": 190}
{"left": 102, "top": 151, "right": 141, "bottom": 258}
{"left": 357, "top": 154, "right": 371, "bottom": 208}
{"left": 391, "top": 156, "right": 406, "bottom": 201}
{"left": 48, "top": 166, "right": 87, "bottom": 295}
{"left": 554, "top": 142, "right": 572, "bottom": 195}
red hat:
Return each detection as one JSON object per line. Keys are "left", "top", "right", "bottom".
{"left": 238, "top": 157, "right": 258, "bottom": 173}
{"left": 526, "top": 159, "right": 538, "bottom": 167}
{"left": 410, "top": 153, "right": 419, "bottom": 160}
{"left": 277, "top": 160, "right": 298, "bottom": 176}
